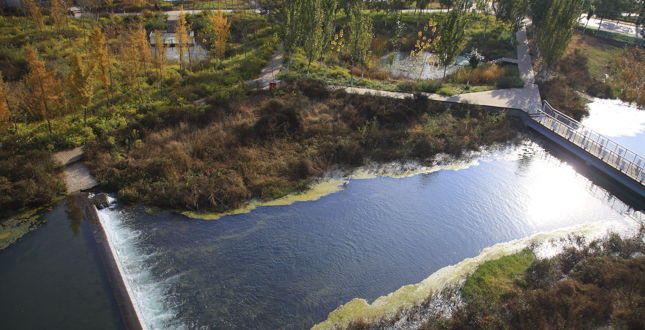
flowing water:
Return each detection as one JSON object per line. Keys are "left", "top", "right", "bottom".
{"left": 3, "top": 99, "right": 644, "bottom": 329}
{"left": 97, "top": 138, "right": 644, "bottom": 330}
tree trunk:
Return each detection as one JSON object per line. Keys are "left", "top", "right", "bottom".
{"left": 361, "top": 63, "right": 364, "bottom": 79}
{"left": 595, "top": 16, "right": 604, "bottom": 36}
{"left": 351, "top": 57, "right": 354, "bottom": 86}
{"left": 484, "top": 18, "right": 488, "bottom": 38}
{"left": 442, "top": 65, "right": 447, "bottom": 84}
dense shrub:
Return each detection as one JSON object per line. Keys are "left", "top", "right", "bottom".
{"left": 0, "top": 151, "right": 66, "bottom": 216}
{"left": 84, "top": 82, "right": 519, "bottom": 214}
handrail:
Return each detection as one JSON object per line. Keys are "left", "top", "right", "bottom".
{"left": 526, "top": 100, "right": 645, "bottom": 186}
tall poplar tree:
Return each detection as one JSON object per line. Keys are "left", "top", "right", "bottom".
{"left": 436, "top": 9, "right": 467, "bottom": 83}
{"left": 303, "top": 0, "right": 324, "bottom": 78}
{"left": 347, "top": 3, "right": 373, "bottom": 86}
{"left": 538, "top": 0, "right": 584, "bottom": 81}
{"left": 277, "top": 0, "right": 303, "bottom": 76}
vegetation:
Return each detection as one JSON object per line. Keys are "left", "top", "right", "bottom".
{"left": 83, "top": 79, "right": 520, "bottom": 214}
{"left": 334, "top": 230, "right": 645, "bottom": 330}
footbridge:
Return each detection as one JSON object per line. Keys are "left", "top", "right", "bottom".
{"left": 525, "top": 100, "right": 645, "bottom": 199}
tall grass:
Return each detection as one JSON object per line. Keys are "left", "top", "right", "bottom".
{"left": 84, "top": 80, "right": 520, "bottom": 213}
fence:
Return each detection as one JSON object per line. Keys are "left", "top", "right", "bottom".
{"left": 527, "top": 100, "right": 645, "bottom": 187}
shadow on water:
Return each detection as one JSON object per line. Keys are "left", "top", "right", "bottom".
{"left": 0, "top": 193, "right": 126, "bottom": 330}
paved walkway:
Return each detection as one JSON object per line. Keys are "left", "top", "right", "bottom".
{"left": 54, "top": 147, "right": 99, "bottom": 194}
{"left": 344, "top": 28, "right": 541, "bottom": 112}
{"left": 246, "top": 48, "right": 284, "bottom": 90}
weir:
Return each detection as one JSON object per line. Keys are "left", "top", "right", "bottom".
{"left": 521, "top": 100, "right": 645, "bottom": 200}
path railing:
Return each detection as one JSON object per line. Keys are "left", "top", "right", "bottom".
{"left": 527, "top": 100, "right": 645, "bottom": 186}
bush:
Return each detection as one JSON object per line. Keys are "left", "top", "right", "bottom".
{"left": 438, "top": 87, "right": 455, "bottom": 96}
{"left": 496, "top": 76, "right": 524, "bottom": 89}
{"left": 397, "top": 80, "right": 442, "bottom": 93}
{"left": 0, "top": 151, "right": 66, "bottom": 216}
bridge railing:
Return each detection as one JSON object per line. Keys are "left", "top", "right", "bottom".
{"left": 527, "top": 100, "right": 645, "bottom": 186}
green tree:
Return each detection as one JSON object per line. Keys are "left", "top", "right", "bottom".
{"left": 496, "top": 0, "right": 529, "bottom": 43}
{"left": 538, "top": 0, "right": 584, "bottom": 81}
{"left": 435, "top": 9, "right": 468, "bottom": 83}
{"left": 277, "top": 0, "right": 303, "bottom": 76}
{"left": 347, "top": 3, "right": 373, "bottom": 86}
{"left": 302, "top": 0, "right": 324, "bottom": 78}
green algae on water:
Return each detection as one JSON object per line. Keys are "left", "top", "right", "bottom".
{"left": 146, "top": 178, "right": 348, "bottom": 220}
{"left": 0, "top": 210, "right": 45, "bottom": 250}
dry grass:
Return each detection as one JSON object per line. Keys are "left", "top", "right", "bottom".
{"left": 84, "top": 80, "right": 520, "bottom": 214}
{"left": 451, "top": 64, "right": 506, "bottom": 85}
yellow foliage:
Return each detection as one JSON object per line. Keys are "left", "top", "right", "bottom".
{"left": 205, "top": 8, "right": 231, "bottom": 68}
{"left": 453, "top": 64, "right": 505, "bottom": 85}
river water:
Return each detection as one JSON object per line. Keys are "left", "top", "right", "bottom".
{"left": 97, "top": 138, "right": 644, "bottom": 330}
{"left": 2, "top": 99, "right": 644, "bottom": 330}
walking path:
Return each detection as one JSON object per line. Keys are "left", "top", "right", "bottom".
{"left": 54, "top": 147, "right": 99, "bottom": 194}
{"left": 344, "top": 28, "right": 541, "bottom": 112}
{"left": 245, "top": 48, "right": 284, "bottom": 90}
{"left": 248, "top": 29, "right": 540, "bottom": 112}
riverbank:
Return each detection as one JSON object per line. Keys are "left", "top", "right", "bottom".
{"left": 84, "top": 79, "right": 523, "bottom": 217}
{"left": 314, "top": 222, "right": 645, "bottom": 329}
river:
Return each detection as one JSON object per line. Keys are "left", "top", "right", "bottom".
{"left": 1, "top": 98, "right": 644, "bottom": 330}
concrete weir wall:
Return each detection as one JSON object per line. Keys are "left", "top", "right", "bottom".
{"left": 87, "top": 204, "right": 144, "bottom": 330}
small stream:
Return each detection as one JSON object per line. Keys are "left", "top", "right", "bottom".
{"left": 381, "top": 51, "right": 469, "bottom": 80}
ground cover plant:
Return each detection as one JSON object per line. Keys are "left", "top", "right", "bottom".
{"left": 83, "top": 79, "right": 521, "bottom": 214}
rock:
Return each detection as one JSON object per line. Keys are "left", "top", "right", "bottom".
{"left": 92, "top": 194, "right": 111, "bottom": 210}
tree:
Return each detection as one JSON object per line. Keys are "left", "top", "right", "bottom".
{"left": 610, "top": 48, "right": 645, "bottom": 108}
{"left": 476, "top": 0, "right": 494, "bottom": 38}
{"left": 436, "top": 9, "right": 467, "bottom": 83}
{"left": 347, "top": 3, "right": 373, "bottom": 86}
{"left": 50, "top": 0, "right": 67, "bottom": 40}
{"left": 24, "top": 45, "right": 60, "bottom": 137}
{"left": 89, "top": 28, "right": 111, "bottom": 100}
{"left": 582, "top": 7, "right": 594, "bottom": 37}
{"left": 410, "top": 21, "right": 440, "bottom": 80}
{"left": 24, "top": 0, "right": 44, "bottom": 38}
{"left": 67, "top": 51, "right": 95, "bottom": 127}
{"left": 153, "top": 30, "right": 168, "bottom": 93}
{"left": 277, "top": 0, "right": 303, "bottom": 76}
{"left": 528, "top": 0, "right": 553, "bottom": 29}
{"left": 317, "top": 0, "right": 339, "bottom": 80}
{"left": 205, "top": 8, "right": 231, "bottom": 73}
{"left": 538, "top": 0, "right": 584, "bottom": 81}
{"left": 302, "top": 0, "right": 327, "bottom": 78}
{"left": 177, "top": 10, "right": 190, "bottom": 86}
{"left": 416, "top": 0, "right": 432, "bottom": 26}
{"left": 466, "top": 48, "right": 481, "bottom": 86}
{"left": 496, "top": 0, "right": 529, "bottom": 43}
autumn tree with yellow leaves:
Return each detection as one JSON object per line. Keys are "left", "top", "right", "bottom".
{"left": 89, "top": 28, "right": 111, "bottom": 103}
{"left": 67, "top": 51, "right": 95, "bottom": 127}
{"left": 410, "top": 21, "right": 440, "bottom": 80}
{"left": 23, "top": 45, "right": 60, "bottom": 137}
{"left": 119, "top": 24, "right": 150, "bottom": 107}
{"left": 205, "top": 8, "right": 230, "bottom": 73}
{"left": 0, "top": 72, "right": 9, "bottom": 130}
{"left": 24, "top": 0, "right": 44, "bottom": 38}
{"left": 49, "top": 0, "right": 67, "bottom": 40}
{"left": 176, "top": 10, "right": 190, "bottom": 85}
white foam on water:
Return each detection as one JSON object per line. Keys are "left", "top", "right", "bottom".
{"left": 97, "top": 207, "right": 187, "bottom": 330}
